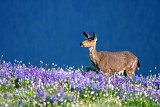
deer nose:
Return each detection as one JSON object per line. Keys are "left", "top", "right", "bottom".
{"left": 80, "top": 43, "right": 83, "bottom": 47}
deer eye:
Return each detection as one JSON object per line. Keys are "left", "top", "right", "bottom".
{"left": 88, "top": 39, "right": 92, "bottom": 42}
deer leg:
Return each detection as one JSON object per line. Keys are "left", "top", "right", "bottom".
{"left": 101, "top": 71, "right": 105, "bottom": 75}
{"left": 126, "top": 61, "right": 138, "bottom": 77}
{"left": 123, "top": 70, "right": 127, "bottom": 77}
{"left": 99, "top": 67, "right": 110, "bottom": 75}
{"left": 95, "top": 66, "right": 100, "bottom": 74}
{"left": 126, "top": 69, "right": 134, "bottom": 77}
{"left": 103, "top": 68, "right": 111, "bottom": 75}
{"left": 125, "top": 60, "right": 137, "bottom": 77}
{"left": 126, "top": 66, "right": 137, "bottom": 77}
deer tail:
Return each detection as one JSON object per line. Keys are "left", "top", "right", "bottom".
{"left": 137, "top": 60, "right": 140, "bottom": 70}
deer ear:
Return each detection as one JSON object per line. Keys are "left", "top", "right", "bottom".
{"left": 83, "top": 31, "right": 91, "bottom": 39}
{"left": 93, "top": 32, "right": 97, "bottom": 41}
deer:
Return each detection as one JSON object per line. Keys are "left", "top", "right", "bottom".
{"left": 80, "top": 31, "right": 140, "bottom": 77}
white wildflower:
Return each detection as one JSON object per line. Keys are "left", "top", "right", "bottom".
{"left": 91, "top": 91, "right": 94, "bottom": 94}
{"left": 84, "top": 94, "right": 87, "bottom": 97}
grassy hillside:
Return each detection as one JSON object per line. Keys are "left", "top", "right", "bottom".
{"left": 0, "top": 60, "right": 159, "bottom": 106}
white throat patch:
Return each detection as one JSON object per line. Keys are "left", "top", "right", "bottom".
{"left": 89, "top": 47, "right": 96, "bottom": 58}
{"left": 89, "top": 47, "right": 93, "bottom": 51}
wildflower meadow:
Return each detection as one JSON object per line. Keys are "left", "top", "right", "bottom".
{"left": 0, "top": 60, "right": 159, "bottom": 107}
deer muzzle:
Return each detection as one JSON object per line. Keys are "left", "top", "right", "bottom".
{"left": 80, "top": 43, "right": 84, "bottom": 47}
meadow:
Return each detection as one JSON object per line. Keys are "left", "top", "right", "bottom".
{"left": 0, "top": 60, "right": 159, "bottom": 107}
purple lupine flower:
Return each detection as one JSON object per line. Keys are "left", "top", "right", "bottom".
{"left": 118, "top": 78, "right": 125, "bottom": 89}
{"left": 113, "top": 86, "right": 117, "bottom": 91}
{"left": 85, "top": 79, "right": 90, "bottom": 87}
{"left": 36, "top": 88, "right": 46, "bottom": 100}
{"left": 4, "top": 93, "right": 8, "bottom": 99}
{"left": 17, "top": 88, "right": 21, "bottom": 92}
{"left": 131, "top": 85, "right": 136, "bottom": 93}
{"left": 146, "top": 89, "right": 152, "bottom": 97}
{"left": 2, "top": 78, "right": 7, "bottom": 85}
{"left": 119, "top": 90, "right": 124, "bottom": 99}
{"left": 126, "top": 84, "right": 131, "bottom": 94}
{"left": 77, "top": 83, "right": 82, "bottom": 92}
{"left": 97, "top": 73, "right": 103, "bottom": 82}
{"left": 70, "top": 81, "right": 75, "bottom": 91}
{"left": 137, "top": 85, "right": 143, "bottom": 93}
{"left": 24, "top": 85, "right": 28, "bottom": 91}
{"left": 57, "top": 91, "right": 64, "bottom": 98}
{"left": 10, "top": 84, "right": 14, "bottom": 87}
{"left": 30, "top": 98, "right": 33, "bottom": 103}
{"left": 51, "top": 95, "right": 57, "bottom": 104}
{"left": 91, "top": 82, "right": 98, "bottom": 90}
{"left": 38, "top": 88, "right": 43, "bottom": 95}
{"left": 19, "top": 99, "right": 23, "bottom": 106}
{"left": 58, "top": 96, "right": 64, "bottom": 102}
{"left": 155, "top": 96, "right": 159, "bottom": 103}
{"left": 125, "top": 94, "right": 129, "bottom": 101}
{"left": 37, "top": 88, "right": 45, "bottom": 97}
{"left": 132, "top": 75, "right": 139, "bottom": 81}
{"left": 141, "top": 78, "right": 148, "bottom": 87}
{"left": 74, "top": 98, "right": 78, "bottom": 104}
{"left": 134, "top": 94, "right": 137, "bottom": 98}
{"left": 68, "top": 95, "right": 74, "bottom": 102}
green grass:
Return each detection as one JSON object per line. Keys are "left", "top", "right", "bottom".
{"left": 0, "top": 84, "right": 159, "bottom": 107}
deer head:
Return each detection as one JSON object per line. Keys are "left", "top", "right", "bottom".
{"left": 80, "top": 31, "right": 97, "bottom": 48}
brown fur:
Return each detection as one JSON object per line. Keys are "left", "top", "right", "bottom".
{"left": 80, "top": 32, "right": 140, "bottom": 77}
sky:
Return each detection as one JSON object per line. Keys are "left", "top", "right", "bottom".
{"left": 0, "top": 0, "right": 160, "bottom": 76}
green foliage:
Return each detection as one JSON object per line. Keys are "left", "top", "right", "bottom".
{"left": 85, "top": 66, "right": 96, "bottom": 72}
{"left": 13, "top": 78, "right": 31, "bottom": 88}
{"left": 0, "top": 85, "right": 15, "bottom": 93}
{"left": 131, "top": 80, "right": 140, "bottom": 85}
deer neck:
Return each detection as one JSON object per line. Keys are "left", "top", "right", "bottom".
{"left": 89, "top": 46, "right": 97, "bottom": 55}
{"left": 89, "top": 45, "right": 99, "bottom": 65}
